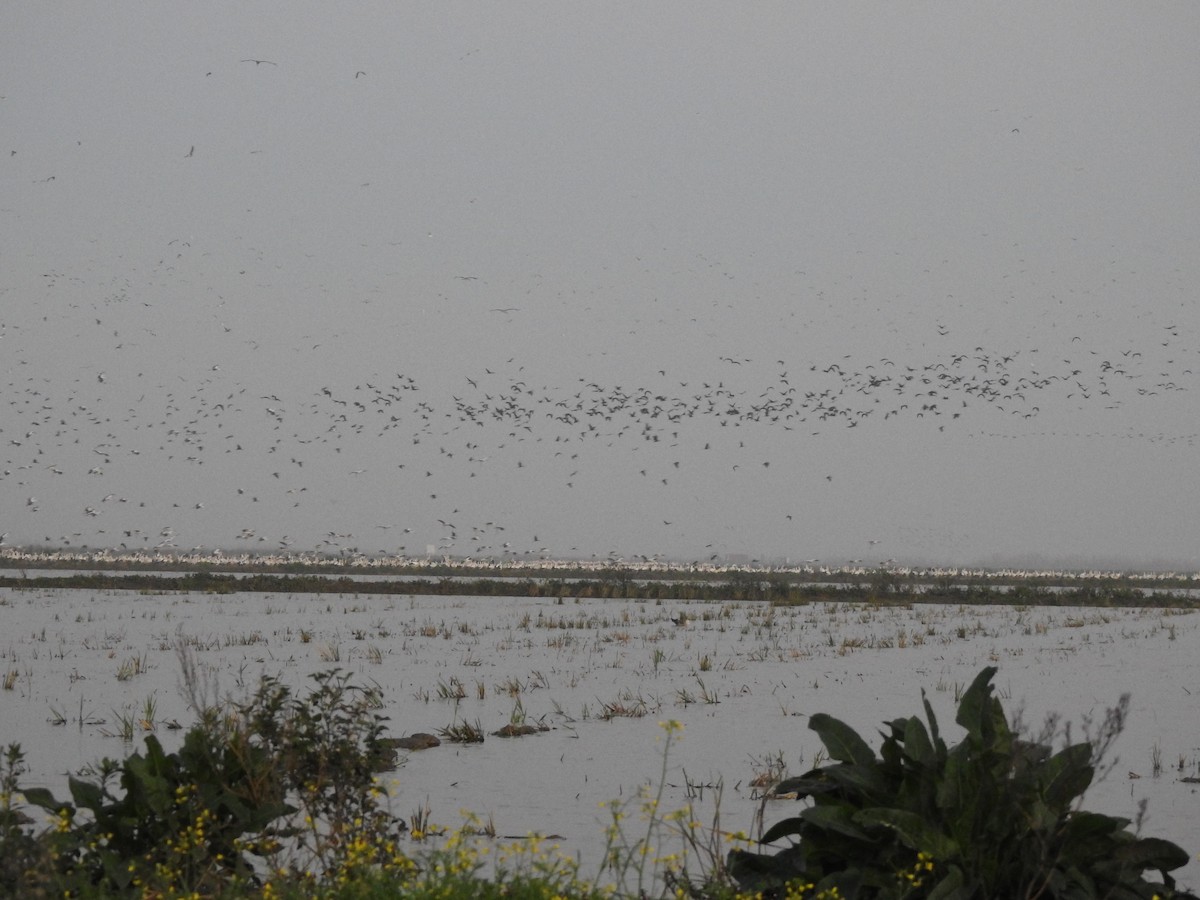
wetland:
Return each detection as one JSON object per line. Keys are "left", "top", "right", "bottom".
{"left": 2, "top": 573, "right": 1198, "bottom": 892}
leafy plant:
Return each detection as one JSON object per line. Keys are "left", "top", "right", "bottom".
{"left": 0, "top": 744, "right": 45, "bottom": 895}
{"left": 24, "top": 718, "right": 288, "bottom": 894}
{"left": 16, "top": 668, "right": 405, "bottom": 896}
{"left": 728, "top": 666, "right": 1195, "bottom": 899}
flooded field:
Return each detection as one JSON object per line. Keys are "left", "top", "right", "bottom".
{"left": 2, "top": 586, "right": 1198, "bottom": 890}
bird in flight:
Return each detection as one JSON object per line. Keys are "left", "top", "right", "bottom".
{"left": 241, "top": 59, "right": 277, "bottom": 66}
{"left": 490, "top": 307, "right": 519, "bottom": 314}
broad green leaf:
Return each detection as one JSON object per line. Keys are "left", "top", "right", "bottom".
{"left": 1040, "top": 741, "right": 1094, "bottom": 807}
{"left": 1060, "top": 810, "right": 1122, "bottom": 847}
{"left": 880, "top": 731, "right": 903, "bottom": 770}
{"left": 68, "top": 776, "right": 104, "bottom": 813}
{"left": 822, "top": 762, "right": 891, "bottom": 802}
{"left": 903, "top": 715, "right": 935, "bottom": 767}
{"left": 1110, "top": 836, "right": 1190, "bottom": 873}
{"left": 885, "top": 716, "right": 908, "bottom": 740}
{"left": 953, "top": 666, "right": 997, "bottom": 741}
{"left": 142, "top": 733, "right": 168, "bottom": 769}
{"left": 760, "top": 815, "right": 805, "bottom": 844}
{"left": 855, "top": 807, "right": 959, "bottom": 858}
{"left": 809, "top": 713, "right": 876, "bottom": 766}
{"left": 801, "top": 803, "right": 872, "bottom": 841}
{"left": 921, "top": 689, "right": 942, "bottom": 751}
{"left": 772, "top": 772, "right": 838, "bottom": 799}
{"left": 936, "top": 746, "right": 967, "bottom": 812}
{"left": 986, "top": 694, "right": 1012, "bottom": 747}
{"left": 20, "top": 786, "right": 66, "bottom": 813}
{"left": 125, "top": 753, "right": 172, "bottom": 815}
{"left": 727, "top": 845, "right": 807, "bottom": 891}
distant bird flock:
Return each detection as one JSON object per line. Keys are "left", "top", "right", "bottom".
{"left": 2, "top": 54, "right": 1196, "bottom": 565}
{"left": 2, "top": 303, "right": 1195, "bottom": 564}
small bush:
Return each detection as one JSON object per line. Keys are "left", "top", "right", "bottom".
{"left": 728, "top": 666, "right": 1196, "bottom": 899}
{"left": 13, "top": 667, "right": 406, "bottom": 897}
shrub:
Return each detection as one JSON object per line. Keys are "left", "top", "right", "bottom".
{"left": 15, "top": 668, "right": 405, "bottom": 897}
{"left": 728, "top": 666, "right": 1196, "bottom": 899}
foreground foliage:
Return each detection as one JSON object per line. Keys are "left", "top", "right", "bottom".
{"left": 0, "top": 658, "right": 618, "bottom": 900}
{"left": 729, "top": 666, "right": 1195, "bottom": 899}
{"left": 1, "top": 664, "right": 1195, "bottom": 899}
{"left": 3, "top": 666, "right": 413, "bottom": 897}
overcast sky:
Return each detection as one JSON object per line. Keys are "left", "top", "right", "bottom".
{"left": 2, "top": 4, "right": 1198, "bottom": 569}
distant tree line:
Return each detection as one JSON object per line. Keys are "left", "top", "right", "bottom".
{"left": 0, "top": 570, "right": 1194, "bottom": 608}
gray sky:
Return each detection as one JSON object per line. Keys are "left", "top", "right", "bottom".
{"left": 2, "top": 4, "right": 1198, "bottom": 568}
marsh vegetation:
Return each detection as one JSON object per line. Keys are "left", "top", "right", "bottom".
{"left": 1, "top": 582, "right": 1198, "bottom": 896}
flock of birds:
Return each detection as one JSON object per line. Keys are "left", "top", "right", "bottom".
{"left": 2, "top": 54, "right": 1196, "bottom": 565}
{"left": 2, "top": 282, "right": 1196, "bottom": 565}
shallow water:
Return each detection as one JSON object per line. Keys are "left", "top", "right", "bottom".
{"left": 2, "top": 588, "right": 1197, "bottom": 890}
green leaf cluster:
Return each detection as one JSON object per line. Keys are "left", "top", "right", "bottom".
{"left": 15, "top": 669, "right": 403, "bottom": 897}
{"left": 728, "top": 667, "right": 1195, "bottom": 899}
